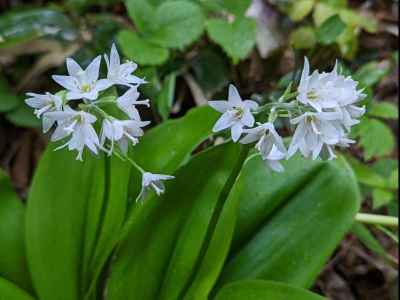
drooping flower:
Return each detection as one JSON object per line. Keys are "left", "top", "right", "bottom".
{"left": 263, "top": 145, "right": 286, "bottom": 173}
{"left": 104, "top": 43, "right": 146, "bottom": 87}
{"left": 209, "top": 84, "right": 259, "bottom": 142}
{"left": 46, "top": 106, "right": 100, "bottom": 161}
{"left": 25, "top": 92, "right": 63, "bottom": 132}
{"left": 288, "top": 111, "right": 351, "bottom": 160}
{"left": 240, "top": 122, "right": 287, "bottom": 172}
{"left": 140, "top": 172, "right": 175, "bottom": 199}
{"left": 117, "top": 87, "right": 150, "bottom": 120}
{"left": 100, "top": 118, "right": 150, "bottom": 154}
{"left": 52, "top": 56, "right": 111, "bottom": 101}
{"left": 297, "top": 58, "right": 365, "bottom": 113}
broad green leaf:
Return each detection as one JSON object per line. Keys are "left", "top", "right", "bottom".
{"left": 320, "top": 0, "right": 347, "bottom": 8}
{"left": 0, "top": 171, "right": 32, "bottom": 291}
{"left": 126, "top": 106, "right": 219, "bottom": 199}
{"left": 147, "top": 1, "right": 205, "bottom": 49}
{"left": 206, "top": 17, "right": 256, "bottom": 64}
{"left": 288, "top": 0, "right": 316, "bottom": 22}
{"left": 339, "top": 9, "right": 378, "bottom": 33}
{"left": 372, "top": 188, "right": 394, "bottom": 209}
{"left": 117, "top": 30, "right": 169, "bottom": 66}
{"left": 337, "top": 25, "right": 358, "bottom": 60}
{"left": 217, "top": 155, "right": 360, "bottom": 288}
{"left": 107, "top": 143, "right": 241, "bottom": 300}
{"left": 355, "top": 119, "right": 395, "bottom": 160}
{"left": 157, "top": 73, "right": 177, "bottom": 120}
{"left": 354, "top": 61, "right": 391, "bottom": 88}
{"left": 85, "top": 157, "right": 131, "bottom": 298}
{"left": 0, "top": 277, "right": 34, "bottom": 300}
{"left": 369, "top": 102, "right": 398, "bottom": 119}
{"left": 290, "top": 26, "right": 316, "bottom": 49}
{"left": 316, "top": 15, "right": 346, "bottom": 45}
{"left": 0, "top": 77, "right": 20, "bottom": 113}
{"left": 182, "top": 153, "right": 244, "bottom": 300}
{"left": 0, "top": 8, "right": 77, "bottom": 48}
{"left": 346, "top": 156, "right": 388, "bottom": 189}
{"left": 217, "top": 0, "right": 252, "bottom": 16}
{"left": 215, "top": 280, "right": 326, "bottom": 300}
{"left": 26, "top": 146, "right": 100, "bottom": 300}
{"left": 125, "top": 0, "right": 158, "bottom": 33}
{"left": 313, "top": 3, "right": 338, "bottom": 26}
{"left": 6, "top": 105, "right": 41, "bottom": 128}
{"left": 130, "top": 106, "right": 219, "bottom": 174}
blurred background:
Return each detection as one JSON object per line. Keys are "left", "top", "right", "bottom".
{"left": 0, "top": 0, "right": 398, "bottom": 299}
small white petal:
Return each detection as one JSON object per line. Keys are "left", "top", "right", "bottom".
{"left": 66, "top": 58, "right": 83, "bottom": 76}
{"left": 85, "top": 55, "right": 101, "bottom": 83}
{"left": 231, "top": 123, "right": 243, "bottom": 142}
{"left": 208, "top": 101, "right": 230, "bottom": 113}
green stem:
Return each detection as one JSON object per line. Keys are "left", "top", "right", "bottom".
{"left": 355, "top": 213, "right": 399, "bottom": 228}
{"left": 112, "top": 150, "right": 145, "bottom": 173}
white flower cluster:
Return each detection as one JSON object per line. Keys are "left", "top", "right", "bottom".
{"left": 209, "top": 57, "right": 366, "bottom": 172}
{"left": 25, "top": 44, "right": 173, "bottom": 198}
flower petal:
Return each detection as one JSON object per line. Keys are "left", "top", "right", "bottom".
{"left": 208, "top": 100, "right": 230, "bottom": 113}
{"left": 85, "top": 55, "right": 101, "bottom": 83}
{"left": 66, "top": 58, "right": 83, "bottom": 76}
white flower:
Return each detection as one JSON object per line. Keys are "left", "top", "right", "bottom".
{"left": 117, "top": 87, "right": 150, "bottom": 120}
{"left": 297, "top": 57, "right": 365, "bottom": 112}
{"left": 140, "top": 172, "right": 175, "bottom": 199}
{"left": 288, "top": 111, "right": 351, "bottom": 160}
{"left": 100, "top": 118, "right": 150, "bottom": 154}
{"left": 209, "top": 84, "right": 259, "bottom": 142}
{"left": 52, "top": 56, "right": 111, "bottom": 101}
{"left": 25, "top": 92, "right": 63, "bottom": 132}
{"left": 240, "top": 122, "right": 287, "bottom": 172}
{"left": 263, "top": 145, "right": 286, "bottom": 173}
{"left": 104, "top": 43, "right": 146, "bottom": 87}
{"left": 46, "top": 106, "right": 100, "bottom": 161}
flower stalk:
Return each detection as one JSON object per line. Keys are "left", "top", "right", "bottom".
{"left": 355, "top": 213, "right": 399, "bottom": 228}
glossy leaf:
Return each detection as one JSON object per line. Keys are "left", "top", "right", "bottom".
{"left": 125, "top": 0, "right": 204, "bottom": 49}
{"left": 354, "top": 61, "right": 391, "bottom": 88}
{"left": 0, "top": 277, "right": 34, "bottom": 300}
{"left": 206, "top": 17, "right": 257, "bottom": 64}
{"left": 215, "top": 280, "right": 326, "bottom": 300}
{"left": 117, "top": 30, "right": 169, "bottom": 66}
{"left": 0, "top": 171, "right": 32, "bottom": 291}
{"left": 147, "top": 1, "right": 205, "bottom": 49}
{"left": 316, "top": 14, "right": 346, "bottom": 45}
{"left": 26, "top": 146, "right": 100, "bottom": 300}
{"left": 288, "top": 0, "right": 316, "bottom": 22}
{"left": 85, "top": 156, "right": 131, "bottom": 297}
{"left": 217, "top": 155, "right": 360, "bottom": 289}
{"left": 290, "top": 26, "right": 317, "bottom": 49}
{"left": 107, "top": 143, "right": 240, "bottom": 300}
{"left": 369, "top": 102, "right": 398, "bottom": 120}
{"left": 355, "top": 118, "right": 395, "bottom": 160}
{"left": 130, "top": 106, "right": 219, "bottom": 175}
{"left": 0, "top": 8, "right": 77, "bottom": 48}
